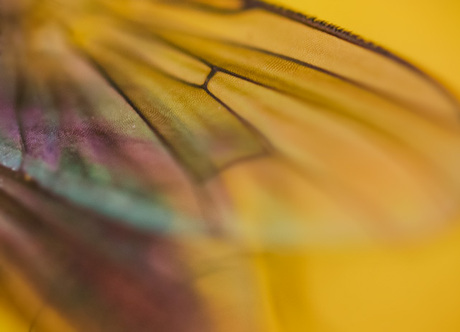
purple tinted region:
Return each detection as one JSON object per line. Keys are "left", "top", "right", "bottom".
{"left": 20, "top": 101, "right": 61, "bottom": 171}
{"left": 18, "top": 78, "right": 200, "bottom": 216}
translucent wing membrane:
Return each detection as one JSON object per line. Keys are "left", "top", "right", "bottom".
{"left": 1, "top": 0, "right": 460, "bottom": 331}
{"left": 64, "top": 0, "right": 460, "bottom": 241}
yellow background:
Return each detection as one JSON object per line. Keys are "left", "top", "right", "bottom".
{"left": 275, "top": 0, "right": 460, "bottom": 100}
{"left": 270, "top": 0, "right": 460, "bottom": 331}
{"left": 2, "top": 0, "right": 460, "bottom": 331}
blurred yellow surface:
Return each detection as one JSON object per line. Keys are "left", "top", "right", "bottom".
{"left": 274, "top": 0, "right": 460, "bottom": 99}
{"left": 268, "top": 2, "right": 460, "bottom": 331}
{"left": 0, "top": 298, "right": 29, "bottom": 331}
{"left": 2, "top": 0, "right": 460, "bottom": 331}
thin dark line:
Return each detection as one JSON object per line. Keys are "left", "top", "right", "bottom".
{"left": 72, "top": 47, "right": 201, "bottom": 180}
{"left": 216, "top": 40, "right": 422, "bottom": 109}
{"left": 185, "top": 32, "right": 420, "bottom": 110}
{"left": 112, "top": 23, "right": 271, "bottom": 93}
{"left": 202, "top": 67, "right": 217, "bottom": 89}
{"left": 118, "top": 20, "right": 326, "bottom": 93}
{"left": 60, "top": 59, "right": 215, "bottom": 187}
{"left": 118, "top": 19, "right": 437, "bottom": 112}
{"left": 111, "top": 19, "right": 460, "bottom": 171}
{"left": 115, "top": 25, "right": 395, "bottom": 123}
{"left": 115, "top": 20, "right": 215, "bottom": 69}
{"left": 71, "top": 42, "right": 272, "bottom": 179}
{"left": 97, "top": 39, "right": 205, "bottom": 88}
{"left": 206, "top": 68, "right": 440, "bottom": 167}
{"left": 218, "top": 66, "right": 280, "bottom": 91}
{"left": 119, "top": 0, "right": 460, "bottom": 114}
{"left": 70, "top": 19, "right": 434, "bottom": 161}
{"left": 72, "top": 46, "right": 269, "bottom": 181}
{"left": 212, "top": 68, "right": 460, "bottom": 192}
{"left": 250, "top": 0, "right": 460, "bottom": 113}
{"left": 249, "top": 0, "right": 429, "bottom": 69}
{"left": 204, "top": 80, "right": 273, "bottom": 151}
{"left": 72, "top": 8, "right": 452, "bottom": 181}
{"left": 102, "top": 0, "right": 460, "bottom": 114}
